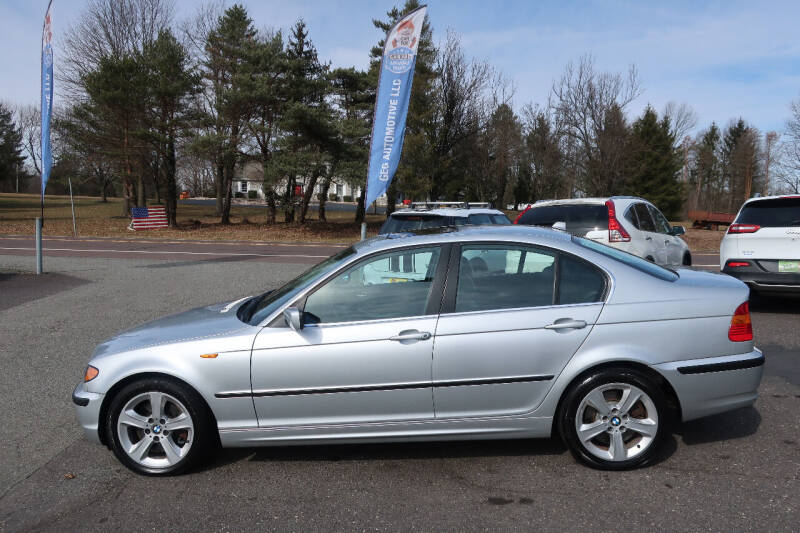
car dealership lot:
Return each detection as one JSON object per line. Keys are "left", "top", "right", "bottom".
{"left": 0, "top": 251, "right": 798, "bottom": 531}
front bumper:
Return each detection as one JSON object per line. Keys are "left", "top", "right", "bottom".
{"left": 654, "top": 349, "right": 764, "bottom": 422}
{"left": 73, "top": 382, "right": 105, "bottom": 445}
{"left": 723, "top": 260, "right": 800, "bottom": 293}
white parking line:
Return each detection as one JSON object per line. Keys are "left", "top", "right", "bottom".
{"left": 0, "top": 247, "right": 328, "bottom": 259}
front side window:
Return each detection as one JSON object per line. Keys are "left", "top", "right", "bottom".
{"left": 304, "top": 247, "right": 442, "bottom": 324}
{"left": 456, "top": 245, "right": 556, "bottom": 313}
{"left": 467, "top": 213, "right": 493, "bottom": 225}
{"left": 647, "top": 205, "right": 672, "bottom": 234}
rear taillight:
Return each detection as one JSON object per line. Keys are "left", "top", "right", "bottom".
{"left": 513, "top": 205, "right": 532, "bottom": 224}
{"left": 728, "top": 302, "right": 753, "bottom": 342}
{"left": 727, "top": 223, "right": 760, "bottom": 234}
{"left": 605, "top": 200, "right": 630, "bottom": 242}
{"left": 726, "top": 261, "right": 751, "bottom": 268}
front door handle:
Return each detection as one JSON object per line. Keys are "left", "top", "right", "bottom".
{"left": 390, "top": 330, "right": 432, "bottom": 342}
{"left": 645, "top": 236, "right": 652, "bottom": 241}
{"left": 544, "top": 319, "right": 587, "bottom": 331}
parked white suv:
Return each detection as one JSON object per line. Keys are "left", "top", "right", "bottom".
{"left": 515, "top": 197, "right": 691, "bottom": 268}
{"left": 379, "top": 203, "right": 510, "bottom": 235}
{"left": 720, "top": 195, "right": 800, "bottom": 294}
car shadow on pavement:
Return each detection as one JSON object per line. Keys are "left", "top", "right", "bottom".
{"left": 750, "top": 293, "right": 800, "bottom": 314}
{"left": 676, "top": 406, "right": 761, "bottom": 446}
{"left": 197, "top": 438, "right": 570, "bottom": 472}
{"left": 0, "top": 272, "right": 90, "bottom": 311}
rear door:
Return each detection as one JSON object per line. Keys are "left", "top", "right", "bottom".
{"left": 431, "top": 243, "right": 607, "bottom": 418}
{"left": 732, "top": 197, "right": 800, "bottom": 262}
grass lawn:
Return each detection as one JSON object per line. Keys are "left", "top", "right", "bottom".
{"left": 0, "top": 193, "right": 725, "bottom": 251}
{"left": 0, "top": 193, "right": 386, "bottom": 243}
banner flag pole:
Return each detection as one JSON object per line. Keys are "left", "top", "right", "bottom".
{"left": 362, "top": 5, "right": 427, "bottom": 240}
{"left": 38, "top": 0, "right": 54, "bottom": 272}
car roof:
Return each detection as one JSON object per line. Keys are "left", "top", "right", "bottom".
{"left": 355, "top": 225, "right": 571, "bottom": 254}
{"left": 389, "top": 207, "right": 506, "bottom": 217}
{"left": 742, "top": 194, "right": 800, "bottom": 205}
{"left": 525, "top": 196, "right": 646, "bottom": 208}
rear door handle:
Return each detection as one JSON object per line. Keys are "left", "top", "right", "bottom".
{"left": 645, "top": 236, "right": 652, "bottom": 241}
{"left": 390, "top": 330, "right": 432, "bottom": 342}
{"left": 544, "top": 319, "right": 587, "bottom": 330}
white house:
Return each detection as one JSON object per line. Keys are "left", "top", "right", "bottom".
{"left": 232, "top": 161, "right": 369, "bottom": 202}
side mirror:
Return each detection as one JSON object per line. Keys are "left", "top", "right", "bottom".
{"left": 283, "top": 307, "right": 303, "bottom": 331}
{"left": 671, "top": 225, "right": 686, "bottom": 236}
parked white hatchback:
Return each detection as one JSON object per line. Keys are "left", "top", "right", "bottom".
{"left": 515, "top": 197, "right": 692, "bottom": 268}
{"left": 720, "top": 195, "right": 800, "bottom": 294}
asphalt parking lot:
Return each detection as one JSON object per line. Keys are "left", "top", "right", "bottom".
{"left": 0, "top": 248, "right": 798, "bottom": 531}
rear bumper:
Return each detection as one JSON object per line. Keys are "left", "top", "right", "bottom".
{"left": 654, "top": 349, "right": 764, "bottom": 422}
{"left": 722, "top": 261, "right": 800, "bottom": 293}
{"left": 73, "top": 382, "right": 104, "bottom": 445}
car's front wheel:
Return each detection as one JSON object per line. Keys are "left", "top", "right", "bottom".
{"left": 106, "top": 378, "right": 214, "bottom": 475}
{"left": 558, "top": 368, "right": 668, "bottom": 469}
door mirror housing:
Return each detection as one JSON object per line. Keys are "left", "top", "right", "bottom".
{"left": 283, "top": 307, "right": 303, "bottom": 331}
{"left": 671, "top": 225, "right": 686, "bottom": 236}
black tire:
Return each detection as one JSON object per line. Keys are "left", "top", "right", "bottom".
{"left": 106, "top": 377, "right": 215, "bottom": 476}
{"left": 683, "top": 252, "right": 692, "bottom": 266}
{"left": 558, "top": 367, "right": 669, "bottom": 470}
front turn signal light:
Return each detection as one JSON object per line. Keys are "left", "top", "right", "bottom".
{"left": 84, "top": 365, "right": 99, "bottom": 382}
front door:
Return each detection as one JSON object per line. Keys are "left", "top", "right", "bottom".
{"left": 250, "top": 246, "right": 446, "bottom": 427}
{"left": 432, "top": 244, "right": 607, "bottom": 418}
{"left": 648, "top": 204, "right": 683, "bottom": 266}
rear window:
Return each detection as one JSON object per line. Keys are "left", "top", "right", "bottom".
{"left": 380, "top": 214, "right": 451, "bottom": 234}
{"left": 572, "top": 236, "right": 678, "bottom": 282}
{"left": 735, "top": 197, "right": 800, "bottom": 227}
{"left": 518, "top": 204, "right": 608, "bottom": 235}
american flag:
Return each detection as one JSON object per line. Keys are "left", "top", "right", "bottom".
{"left": 130, "top": 206, "right": 168, "bottom": 230}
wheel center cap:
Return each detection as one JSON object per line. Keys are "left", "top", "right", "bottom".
{"left": 610, "top": 417, "right": 621, "bottom": 426}
{"left": 152, "top": 425, "right": 162, "bottom": 434}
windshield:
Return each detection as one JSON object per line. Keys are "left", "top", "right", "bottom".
{"left": 572, "top": 236, "right": 678, "bottom": 282}
{"left": 238, "top": 246, "right": 357, "bottom": 325}
{"left": 736, "top": 197, "right": 800, "bottom": 227}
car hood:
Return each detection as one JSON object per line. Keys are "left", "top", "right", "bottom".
{"left": 92, "top": 297, "right": 253, "bottom": 359}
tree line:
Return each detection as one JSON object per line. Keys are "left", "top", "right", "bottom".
{"left": 1, "top": 0, "right": 799, "bottom": 225}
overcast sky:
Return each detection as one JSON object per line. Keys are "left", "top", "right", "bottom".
{"left": 2, "top": 0, "right": 799, "bottom": 136}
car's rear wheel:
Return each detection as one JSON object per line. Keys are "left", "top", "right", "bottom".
{"left": 106, "top": 378, "right": 214, "bottom": 476}
{"left": 559, "top": 368, "right": 668, "bottom": 469}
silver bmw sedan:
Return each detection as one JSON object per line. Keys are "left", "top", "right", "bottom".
{"left": 73, "top": 226, "right": 763, "bottom": 475}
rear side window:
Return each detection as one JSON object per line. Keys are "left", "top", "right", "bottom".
{"left": 633, "top": 203, "right": 656, "bottom": 232}
{"left": 736, "top": 197, "right": 800, "bottom": 227}
{"left": 573, "top": 236, "right": 678, "bottom": 282}
{"left": 490, "top": 214, "right": 511, "bottom": 224}
{"left": 518, "top": 204, "right": 608, "bottom": 235}
{"left": 455, "top": 245, "right": 556, "bottom": 312}
{"left": 467, "top": 213, "right": 493, "bottom": 225}
{"left": 558, "top": 255, "right": 606, "bottom": 304}
{"left": 380, "top": 214, "right": 450, "bottom": 234}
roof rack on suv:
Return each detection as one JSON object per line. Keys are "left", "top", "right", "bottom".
{"left": 410, "top": 201, "right": 491, "bottom": 210}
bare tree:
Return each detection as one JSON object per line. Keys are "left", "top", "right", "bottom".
{"left": 14, "top": 104, "right": 41, "bottom": 176}
{"left": 663, "top": 101, "right": 698, "bottom": 146}
{"left": 550, "top": 54, "right": 641, "bottom": 195}
{"left": 61, "top": 0, "right": 174, "bottom": 96}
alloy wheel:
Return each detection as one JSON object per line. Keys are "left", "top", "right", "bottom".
{"left": 116, "top": 391, "right": 195, "bottom": 469}
{"left": 574, "top": 383, "right": 659, "bottom": 462}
